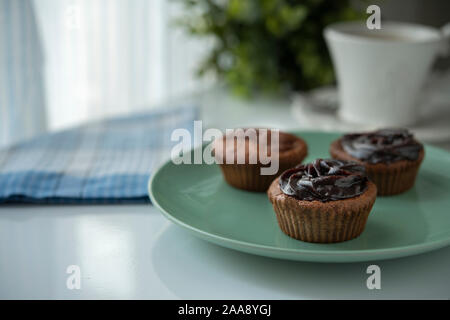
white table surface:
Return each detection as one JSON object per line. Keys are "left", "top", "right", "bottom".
{"left": 1, "top": 88, "right": 449, "bottom": 299}
{"left": 1, "top": 204, "right": 450, "bottom": 300}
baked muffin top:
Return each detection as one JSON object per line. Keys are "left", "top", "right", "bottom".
{"left": 213, "top": 128, "right": 305, "bottom": 164}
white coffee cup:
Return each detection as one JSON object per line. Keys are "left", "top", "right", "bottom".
{"left": 324, "top": 21, "right": 450, "bottom": 126}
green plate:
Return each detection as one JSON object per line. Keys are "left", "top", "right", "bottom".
{"left": 149, "top": 131, "right": 450, "bottom": 263}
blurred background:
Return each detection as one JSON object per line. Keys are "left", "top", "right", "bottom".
{"left": 1, "top": 0, "right": 449, "bottom": 148}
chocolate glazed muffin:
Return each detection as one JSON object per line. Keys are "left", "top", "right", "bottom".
{"left": 268, "top": 159, "right": 377, "bottom": 243}
{"left": 330, "top": 129, "right": 424, "bottom": 195}
{"left": 213, "top": 129, "right": 307, "bottom": 192}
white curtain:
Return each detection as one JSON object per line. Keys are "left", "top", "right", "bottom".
{"left": 0, "top": 0, "right": 47, "bottom": 148}
{"left": 33, "top": 0, "right": 211, "bottom": 131}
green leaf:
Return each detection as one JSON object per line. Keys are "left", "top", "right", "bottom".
{"left": 174, "top": 0, "right": 363, "bottom": 96}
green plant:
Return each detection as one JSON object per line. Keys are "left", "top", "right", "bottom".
{"left": 176, "top": 0, "right": 363, "bottom": 97}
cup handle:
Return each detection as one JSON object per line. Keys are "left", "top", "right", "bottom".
{"left": 440, "top": 22, "right": 450, "bottom": 56}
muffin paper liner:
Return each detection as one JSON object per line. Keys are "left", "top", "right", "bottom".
{"left": 271, "top": 182, "right": 377, "bottom": 243}
{"left": 218, "top": 141, "right": 307, "bottom": 192}
{"left": 364, "top": 160, "right": 422, "bottom": 196}
{"left": 219, "top": 164, "right": 275, "bottom": 192}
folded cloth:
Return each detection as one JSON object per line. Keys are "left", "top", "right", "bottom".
{"left": 0, "top": 106, "right": 197, "bottom": 204}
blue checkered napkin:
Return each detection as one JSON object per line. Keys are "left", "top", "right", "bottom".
{"left": 0, "top": 106, "right": 197, "bottom": 204}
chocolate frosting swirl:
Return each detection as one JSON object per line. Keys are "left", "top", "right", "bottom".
{"left": 279, "top": 159, "right": 368, "bottom": 202}
{"left": 341, "top": 128, "right": 423, "bottom": 164}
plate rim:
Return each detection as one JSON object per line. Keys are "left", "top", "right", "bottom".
{"left": 149, "top": 130, "right": 450, "bottom": 260}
